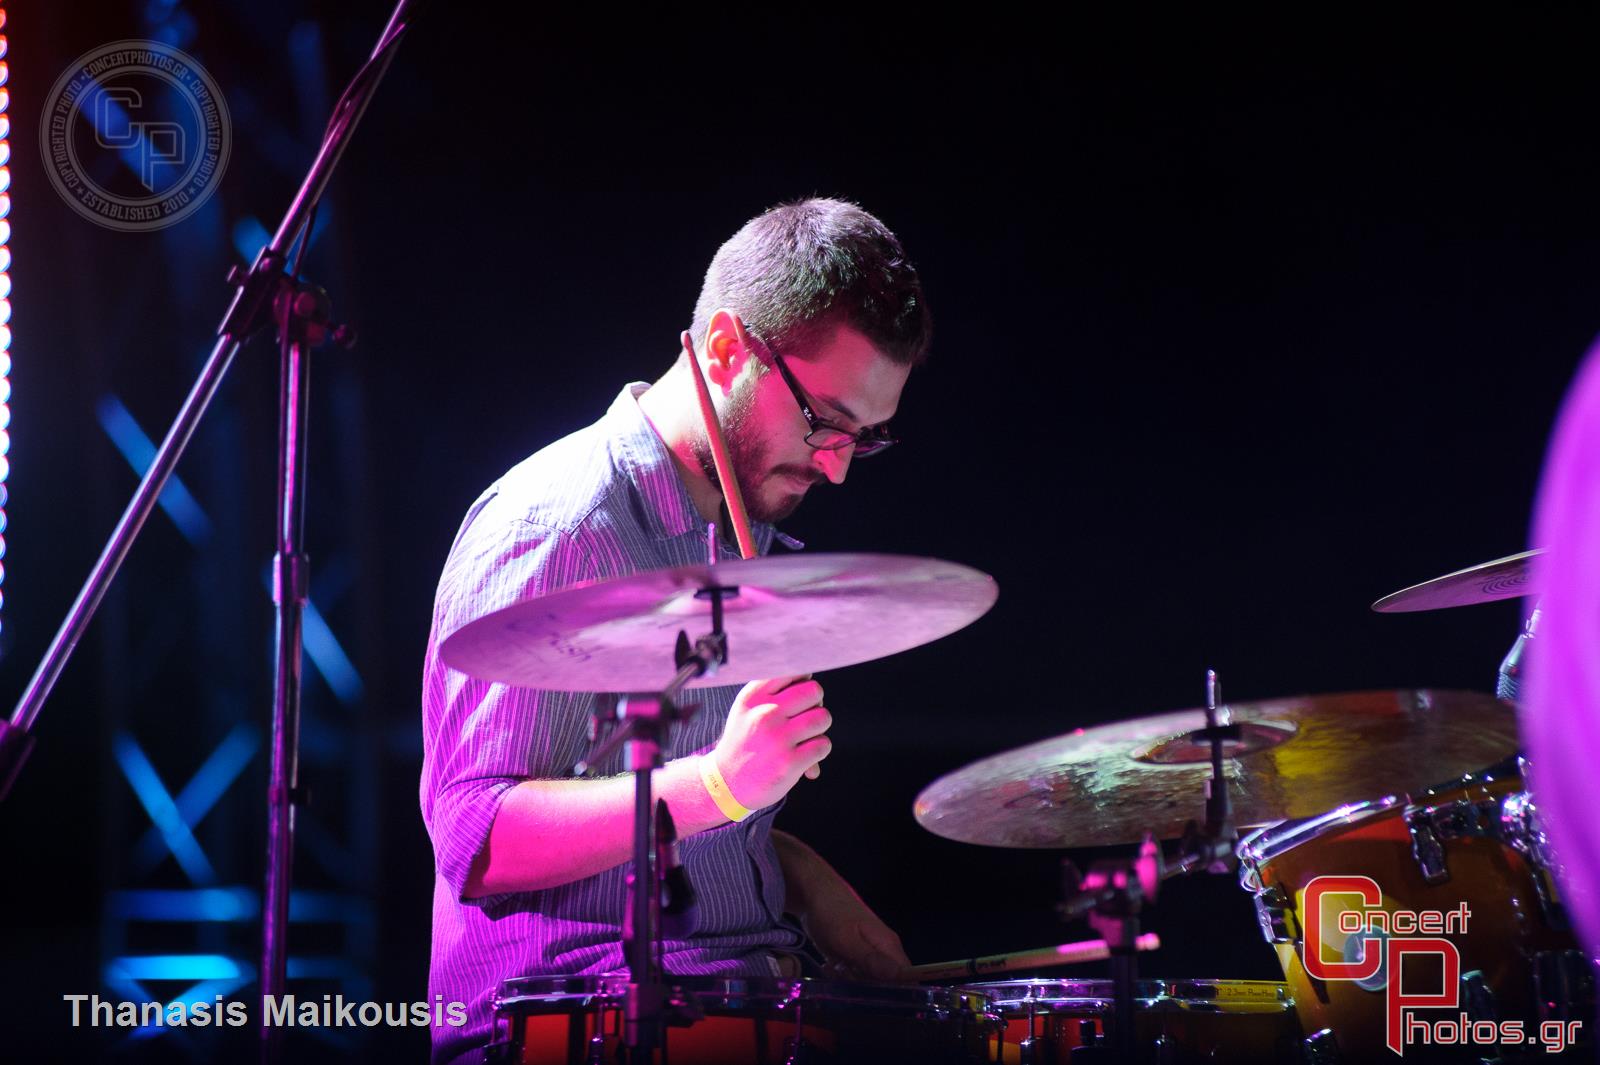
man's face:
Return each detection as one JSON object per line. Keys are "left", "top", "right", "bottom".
{"left": 714, "top": 323, "right": 911, "bottom": 524}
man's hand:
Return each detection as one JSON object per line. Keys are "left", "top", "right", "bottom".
{"left": 709, "top": 675, "right": 832, "bottom": 811}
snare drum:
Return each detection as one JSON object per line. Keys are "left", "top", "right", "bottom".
{"left": 1239, "top": 759, "right": 1593, "bottom": 1061}
{"left": 492, "top": 975, "right": 1000, "bottom": 1064}
{"left": 965, "top": 978, "right": 1301, "bottom": 1064}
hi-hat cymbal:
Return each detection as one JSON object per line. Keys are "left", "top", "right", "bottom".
{"left": 1372, "top": 550, "right": 1543, "bottom": 613}
{"left": 913, "top": 690, "right": 1517, "bottom": 849}
{"left": 440, "top": 553, "right": 998, "bottom": 692}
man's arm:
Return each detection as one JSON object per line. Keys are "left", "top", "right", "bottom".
{"left": 464, "top": 757, "right": 726, "bottom": 896}
{"left": 771, "top": 829, "right": 912, "bottom": 981}
{"left": 462, "top": 676, "right": 834, "bottom": 897}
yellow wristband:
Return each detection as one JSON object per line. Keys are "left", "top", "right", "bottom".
{"left": 699, "top": 756, "right": 752, "bottom": 823}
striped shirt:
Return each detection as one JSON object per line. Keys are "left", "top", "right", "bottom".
{"left": 419, "top": 384, "right": 807, "bottom": 1065}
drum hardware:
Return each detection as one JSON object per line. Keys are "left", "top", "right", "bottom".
{"left": 1404, "top": 778, "right": 1570, "bottom": 928}
{"left": 1497, "top": 603, "right": 1540, "bottom": 702}
{"left": 1532, "top": 950, "right": 1596, "bottom": 1026}
{"left": 1460, "top": 970, "right": 1501, "bottom": 1023}
{"left": 1251, "top": 885, "right": 1299, "bottom": 947}
{"left": 968, "top": 980, "right": 1301, "bottom": 1064}
{"left": 1048, "top": 672, "right": 1245, "bottom": 1063}
{"left": 560, "top": 575, "right": 735, "bottom": 1060}
{"left": 493, "top": 976, "right": 1002, "bottom": 1064}
{"left": 1299, "top": 1027, "right": 1339, "bottom": 1063}
{"left": 1498, "top": 788, "right": 1557, "bottom": 872}
{"left": 1406, "top": 798, "right": 1494, "bottom": 884}
{"left": 1054, "top": 838, "right": 1163, "bottom": 1063}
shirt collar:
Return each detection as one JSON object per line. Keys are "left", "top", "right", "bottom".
{"left": 606, "top": 383, "right": 775, "bottom": 553}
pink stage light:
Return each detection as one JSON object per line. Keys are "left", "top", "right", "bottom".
{"left": 1526, "top": 336, "right": 1600, "bottom": 958}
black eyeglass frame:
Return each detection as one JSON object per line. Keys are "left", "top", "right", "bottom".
{"left": 761, "top": 339, "right": 899, "bottom": 457}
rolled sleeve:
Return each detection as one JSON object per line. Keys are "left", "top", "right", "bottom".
{"left": 420, "top": 502, "right": 601, "bottom": 906}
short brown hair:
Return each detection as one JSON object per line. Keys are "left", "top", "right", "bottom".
{"left": 689, "top": 197, "right": 932, "bottom": 367}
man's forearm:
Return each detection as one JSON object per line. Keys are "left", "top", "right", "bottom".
{"left": 771, "top": 828, "right": 852, "bottom": 918}
{"left": 464, "top": 755, "right": 729, "bottom": 897}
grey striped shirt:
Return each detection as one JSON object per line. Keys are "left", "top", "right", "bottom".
{"left": 420, "top": 384, "right": 807, "bottom": 1064}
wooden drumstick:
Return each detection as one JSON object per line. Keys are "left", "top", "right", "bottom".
{"left": 682, "top": 328, "right": 758, "bottom": 561}
{"left": 908, "top": 932, "right": 1161, "bottom": 983}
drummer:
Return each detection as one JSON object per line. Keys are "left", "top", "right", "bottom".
{"left": 419, "top": 198, "right": 932, "bottom": 1065}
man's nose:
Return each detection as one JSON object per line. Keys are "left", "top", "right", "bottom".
{"left": 813, "top": 446, "right": 852, "bottom": 486}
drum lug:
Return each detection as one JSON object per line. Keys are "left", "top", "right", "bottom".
{"left": 1497, "top": 791, "right": 1554, "bottom": 868}
{"left": 1532, "top": 949, "right": 1597, "bottom": 1026}
{"left": 1460, "top": 969, "right": 1500, "bottom": 1023}
{"left": 1406, "top": 801, "right": 1478, "bottom": 883}
{"left": 1498, "top": 791, "right": 1572, "bottom": 928}
{"left": 1301, "top": 1026, "right": 1341, "bottom": 1063}
{"left": 1253, "top": 883, "right": 1298, "bottom": 945}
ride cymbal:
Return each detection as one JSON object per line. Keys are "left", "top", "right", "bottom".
{"left": 913, "top": 690, "right": 1517, "bottom": 848}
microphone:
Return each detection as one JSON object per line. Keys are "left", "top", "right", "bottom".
{"left": 656, "top": 800, "right": 699, "bottom": 938}
{"left": 1498, "top": 603, "right": 1541, "bottom": 703}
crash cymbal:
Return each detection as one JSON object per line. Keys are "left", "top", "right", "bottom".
{"left": 913, "top": 690, "right": 1516, "bottom": 849}
{"left": 1372, "top": 549, "right": 1543, "bottom": 613}
{"left": 440, "top": 553, "right": 998, "bottom": 692}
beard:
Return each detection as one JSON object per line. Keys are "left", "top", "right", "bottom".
{"left": 692, "top": 383, "right": 818, "bottom": 525}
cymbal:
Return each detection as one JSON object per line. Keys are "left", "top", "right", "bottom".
{"left": 913, "top": 690, "right": 1517, "bottom": 849}
{"left": 440, "top": 553, "right": 998, "bottom": 692}
{"left": 1372, "top": 549, "right": 1543, "bottom": 613}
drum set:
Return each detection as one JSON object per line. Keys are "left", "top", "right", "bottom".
{"left": 438, "top": 539, "right": 1595, "bottom": 1064}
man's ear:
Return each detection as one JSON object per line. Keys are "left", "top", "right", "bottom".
{"left": 702, "top": 308, "right": 755, "bottom": 394}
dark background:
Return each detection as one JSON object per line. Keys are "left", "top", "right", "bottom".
{"left": 2, "top": 5, "right": 1594, "bottom": 1062}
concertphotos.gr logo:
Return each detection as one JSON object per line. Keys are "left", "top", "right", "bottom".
{"left": 1303, "top": 874, "right": 1585, "bottom": 1057}
{"left": 40, "top": 39, "right": 230, "bottom": 232}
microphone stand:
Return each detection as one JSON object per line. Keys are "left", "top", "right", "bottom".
{"left": 0, "top": 6, "right": 422, "bottom": 1064}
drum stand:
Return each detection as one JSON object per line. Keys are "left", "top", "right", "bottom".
{"left": 1058, "top": 671, "right": 1242, "bottom": 1063}
{"left": 574, "top": 582, "right": 734, "bottom": 1062}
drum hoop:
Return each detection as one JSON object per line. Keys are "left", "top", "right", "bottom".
{"left": 1237, "top": 757, "right": 1527, "bottom": 891}
{"left": 962, "top": 978, "right": 1293, "bottom": 1015}
{"left": 1236, "top": 794, "right": 1403, "bottom": 889}
{"left": 494, "top": 975, "right": 980, "bottom": 1016}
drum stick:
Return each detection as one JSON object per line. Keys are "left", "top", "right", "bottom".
{"left": 908, "top": 932, "right": 1161, "bottom": 983}
{"left": 682, "top": 329, "right": 758, "bottom": 560}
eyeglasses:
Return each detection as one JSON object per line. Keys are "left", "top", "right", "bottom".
{"left": 763, "top": 340, "right": 899, "bottom": 458}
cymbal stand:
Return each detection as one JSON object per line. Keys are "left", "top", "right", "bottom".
{"left": 1170, "top": 669, "right": 1240, "bottom": 877}
{"left": 1058, "top": 837, "right": 1162, "bottom": 1063}
{"left": 1057, "top": 670, "right": 1244, "bottom": 1061}
{"left": 572, "top": 579, "right": 734, "bottom": 1062}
